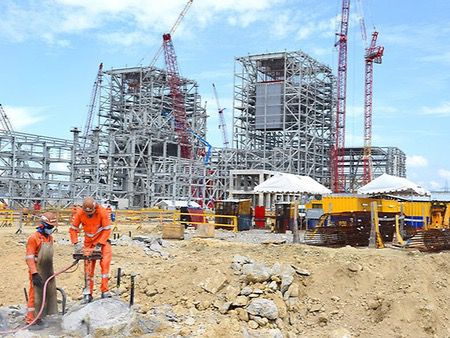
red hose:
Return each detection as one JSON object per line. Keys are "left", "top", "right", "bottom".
{"left": 0, "top": 260, "right": 79, "bottom": 335}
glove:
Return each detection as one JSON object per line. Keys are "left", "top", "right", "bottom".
{"left": 74, "top": 242, "right": 82, "bottom": 254}
{"left": 94, "top": 243, "right": 103, "bottom": 252}
{"left": 32, "top": 273, "right": 43, "bottom": 288}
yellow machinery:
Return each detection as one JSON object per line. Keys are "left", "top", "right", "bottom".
{"left": 304, "top": 195, "right": 450, "bottom": 251}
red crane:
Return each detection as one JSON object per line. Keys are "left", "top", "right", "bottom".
{"left": 332, "top": 0, "right": 350, "bottom": 192}
{"left": 362, "top": 31, "right": 384, "bottom": 184}
{"left": 212, "top": 83, "right": 229, "bottom": 148}
{"left": 162, "top": 1, "right": 194, "bottom": 158}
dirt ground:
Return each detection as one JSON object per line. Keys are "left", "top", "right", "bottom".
{"left": 1, "top": 221, "right": 450, "bottom": 337}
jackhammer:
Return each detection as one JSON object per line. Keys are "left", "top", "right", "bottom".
{"left": 73, "top": 247, "right": 103, "bottom": 304}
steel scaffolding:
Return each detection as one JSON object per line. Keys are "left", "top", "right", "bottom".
{"left": 233, "top": 51, "right": 335, "bottom": 186}
{"left": 344, "top": 146, "right": 406, "bottom": 192}
{"left": 0, "top": 130, "right": 99, "bottom": 207}
{"left": 73, "top": 66, "right": 212, "bottom": 208}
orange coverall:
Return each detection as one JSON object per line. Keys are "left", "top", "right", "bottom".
{"left": 69, "top": 205, "right": 112, "bottom": 294}
{"left": 25, "top": 232, "right": 53, "bottom": 324}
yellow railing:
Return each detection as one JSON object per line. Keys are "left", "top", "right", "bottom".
{"left": 0, "top": 209, "right": 14, "bottom": 227}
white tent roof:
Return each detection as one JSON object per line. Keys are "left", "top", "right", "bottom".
{"left": 254, "top": 173, "right": 332, "bottom": 194}
{"left": 357, "top": 173, "right": 430, "bottom": 196}
{"left": 156, "top": 200, "right": 201, "bottom": 209}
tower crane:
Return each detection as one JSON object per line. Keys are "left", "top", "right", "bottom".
{"left": 82, "top": 62, "right": 103, "bottom": 150}
{"left": 332, "top": 0, "right": 350, "bottom": 193}
{"left": 362, "top": 31, "right": 384, "bottom": 184}
{"left": 162, "top": 0, "right": 194, "bottom": 159}
{"left": 356, "top": 0, "right": 384, "bottom": 184}
{"left": 212, "top": 83, "right": 229, "bottom": 148}
{"left": 0, "top": 104, "right": 13, "bottom": 133}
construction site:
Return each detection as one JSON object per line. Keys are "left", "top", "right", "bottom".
{"left": 0, "top": 0, "right": 449, "bottom": 337}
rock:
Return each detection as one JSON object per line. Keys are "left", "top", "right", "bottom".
{"left": 244, "top": 328, "right": 284, "bottom": 338}
{"left": 225, "top": 285, "right": 241, "bottom": 301}
{"left": 267, "top": 294, "right": 287, "bottom": 319}
{"left": 242, "top": 263, "right": 272, "bottom": 283}
{"left": 253, "top": 316, "right": 269, "bottom": 326}
{"left": 286, "top": 297, "right": 299, "bottom": 311}
{"left": 231, "top": 262, "right": 243, "bottom": 272}
{"left": 62, "top": 298, "right": 137, "bottom": 336}
{"left": 179, "top": 327, "right": 192, "bottom": 336}
{"left": 328, "top": 327, "right": 352, "bottom": 338}
{"left": 219, "top": 302, "right": 232, "bottom": 314}
{"left": 237, "top": 308, "right": 249, "bottom": 321}
{"left": 241, "top": 286, "right": 253, "bottom": 296}
{"left": 200, "top": 273, "right": 228, "bottom": 294}
{"left": 309, "top": 303, "right": 323, "bottom": 313}
{"left": 271, "top": 263, "right": 295, "bottom": 293}
{"left": 318, "top": 314, "right": 328, "bottom": 326}
{"left": 275, "top": 317, "right": 284, "bottom": 329}
{"left": 284, "top": 283, "right": 299, "bottom": 300}
{"left": 271, "top": 276, "right": 281, "bottom": 283}
{"left": 185, "top": 317, "right": 195, "bottom": 326}
{"left": 248, "top": 320, "right": 259, "bottom": 329}
{"left": 233, "top": 255, "right": 253, "bottom": 265}
{"left": 247, "top": 299, "right": 279, "bottom": 320}
{"left": 268, "top": 281, "right": 278, "bottom": 290}
{"left": 291, "top": 265, "right": 311, "bottom": 276}
{"left": 233, "top": 295, "right": 248, "bottom": 307}
{"left": 144, "top": 286, "right": 158, "bottom": 297}
{"left": 347, "top": 262, "right": 362, "bottom": 272}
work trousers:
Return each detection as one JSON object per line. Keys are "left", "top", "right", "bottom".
{"left": 84, "top": 241, "right": 112, "bottom": 294}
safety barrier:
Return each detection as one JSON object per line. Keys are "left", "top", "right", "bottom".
{"left": 0, "top": 209, "right": 14, "bottom": 227}
{"left": 172, "top": 212, "right": 238, "bottom": 233}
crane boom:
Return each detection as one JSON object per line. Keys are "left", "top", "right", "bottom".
{"left": 332, "top": 0, "right": 350, "bottom": 193}
{"left": 148, "top": 0, "right": 193, "bottom": 70}
{"left": 82, "top": 62, "right": 103, "bottom": 149}
{"left": 0, "top": 104, "right": 13, "bottom": 133}
{"left": 212, "top": 83, "right": 229, "bottom": 148}
{"left": 362, "top": 31, "right": 384, "bottom": 184}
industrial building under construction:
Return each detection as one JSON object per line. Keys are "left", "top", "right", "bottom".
{"left": 0, "top": 49, "right": 405, "bottom": 208}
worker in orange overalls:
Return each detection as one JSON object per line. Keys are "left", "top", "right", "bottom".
{"left": 70, "top": 197, "right": 112, "bottom": 302}
{"left": 25, "top": 212, "right": 58, "bottom": 324}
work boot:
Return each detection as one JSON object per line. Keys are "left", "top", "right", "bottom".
{"left": 101, "top": 291, "right": 112, "bottom": 299}
{"left": 81, "top": 294, "right": 93, "bottom": 304}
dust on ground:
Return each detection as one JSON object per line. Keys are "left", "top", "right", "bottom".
{"left": 1, "top": 222, "right": 450, "bottom": 338}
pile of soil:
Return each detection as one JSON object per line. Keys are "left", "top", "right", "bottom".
{"left": 0, "top": 223, "right": 449, "bottom": 337}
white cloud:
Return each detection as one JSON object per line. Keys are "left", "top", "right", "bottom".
{"left": 3, "top": 106, "right": 47, "bottom": 130}
{"left": 438, "top": 169, "right": 450, "bottom": 180}
{"left": 0, "top": 0, "right": 287, "bottom": 47}
{"left": 421, "top": 101, "right": 450, "bottom": 117}
{"left": 406, "top": 155, "right": 428, "bottom": 168}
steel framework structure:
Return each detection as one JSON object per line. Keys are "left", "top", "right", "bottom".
{"left": 344, "top": 146, "right": 406, "bottom": 192}
{"left": 233, "top": 51, "right": 335, "bottom": 186}
{"left": 0, "top": 130, "right": 104, "bottom": 207}
{"left": 72, "top": 66, "right": 213, "bottom": 208}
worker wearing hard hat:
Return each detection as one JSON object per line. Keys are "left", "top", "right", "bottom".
{"left": 24, "top": 212, "right": 58, "bottom": 324}
{"left": 70, "top": 197, "right": 112, "bottom": 302}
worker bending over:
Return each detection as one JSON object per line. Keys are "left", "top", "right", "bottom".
{"left": 70, "top": 196, "right": 112, "bottom": 302}
{"left": 25, "top": 212, "right": 58, "bottom": 324}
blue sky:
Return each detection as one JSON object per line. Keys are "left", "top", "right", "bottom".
{"left": 1, "top": 0, "right": 450, "bottom": 190}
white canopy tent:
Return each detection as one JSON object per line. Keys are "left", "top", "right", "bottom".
{"left": 357, "top": 173, "right": 430, "bottom": 196}
{"left": 254, "top": 173, "right": 332, "bottom": 195}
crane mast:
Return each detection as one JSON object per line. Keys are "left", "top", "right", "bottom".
{"left": 362, "top": 31, "right": 384, "bottom": 184}
{"left": 212, "top": 83, "right": 229, "bottom": 148}
{"left": 82, "top": 62, "right": 103, "bottom": 149}
{"left": 163, "top": 34, "right": 191, "bottom": 158}
{"left": 0, "top": 104, "right": 13, "bottom": 133}
{"left": 332, "top": 0, "right": 350, "bottom": 192}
